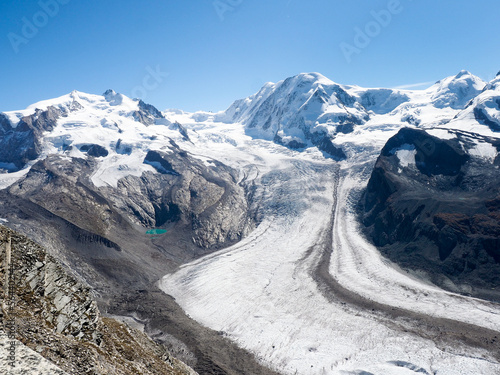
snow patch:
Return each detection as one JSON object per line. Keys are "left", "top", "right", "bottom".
{"left": 0, "top": 165, "right": 32, "bottom": 190}
{"left": 393, "top": 144, "right": 417, "bottom": 167}
{"left": 425, "top": 128, "right": 457, "bottom": 140}
{"left": 91, "top": 151, "right": 156, "bottom": 188}
{"left": 468, "top": 140, "right": 498, "bottom": 162}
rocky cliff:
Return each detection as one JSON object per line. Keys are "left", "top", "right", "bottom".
{"left": 361, "top": 127, "right": 500, "bottom": 300}
{"left": 0, "top": 225, "right": 197, "bottom": 375}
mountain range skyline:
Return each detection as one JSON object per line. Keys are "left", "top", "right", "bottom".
{"left": 2, "top": 0, "right": 500, "bottom": 114}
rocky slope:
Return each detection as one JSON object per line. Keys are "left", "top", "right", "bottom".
{"left": 361, "top": 127, "right": 500, "bottom": 300}
{"left": 0, "top": 225, "right": 196, "bottom": 375}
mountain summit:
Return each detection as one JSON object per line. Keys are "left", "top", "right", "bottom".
{"left": 166, "top": 70, "right": 491, "bottom": 158}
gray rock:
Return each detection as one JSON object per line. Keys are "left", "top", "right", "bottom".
{"left": 133, "top": 100, "right": 165, "bottom": 126}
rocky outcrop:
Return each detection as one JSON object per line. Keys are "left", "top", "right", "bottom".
{"left": 0, "top": 226, "right": 100, "bottom": 341}
{"left": 361, "top": 128, "right": 500, "bottom": 299}
{"left": 474, "top": 106, "right": 500, "bottom": 132}
{"left": 0, "top": 226, "right": 197, "bottom": 375}
{"left": 107, "top": 144, "right": 252, "bottom": 248}
{"left": 0, "top": 112, "right": 42, "bottom": 171}
{"left": 0, "top": 100, "right": 85, "bottom": 172}
{"left": 79, "top": 144, "right": 109, "bottom": 158}
{"left": 133, "top": 100, "right": 165, "bottom": 126}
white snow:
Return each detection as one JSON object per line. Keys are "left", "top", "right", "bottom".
{"left": 425, "top": 128, "right": 457, "bottom": 140}
{"left": 3, "top": 112, "right": 22, "bottom": 128}
{"left": 90, "top": 151, "right": 157, "bottom": 188}
{"left": 0, "top": 165, "right": 32, "bottom": 190}
{"left": 468, "top": 140, "right": 498, "bottom": 162}
{"left": 394, "top": 144, "right": 417, "bottom": 167}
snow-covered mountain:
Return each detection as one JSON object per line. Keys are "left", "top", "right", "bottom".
{"left": 444, "top": 72, "right": 500, "bottom": 134}
{"left": 0, "top": 89, "right": 253, "bottom": 279}
{"left": 165, "top": 70, "right": 493, "bottom": 159}
{"left": 0, "top": 89, "right": 175, "bottom": 178}
{"left": 0, "top": 70, "right": 492, "bottom": 180}
{"left": 2, "top": 71, "right": 500, "bottom": 375}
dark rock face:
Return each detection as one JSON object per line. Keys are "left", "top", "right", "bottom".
{"left": 0, "top": 107, "right": 64, "bottom": 171}
{"left": 474, "top": 107, "right": 500, "bottom": 132}
{"left": 144, "top": 150, "right": 179, "bottom": 175}
{"left": 133, "top": 100, "right": 165, "bottom": 126}
{"left": 380, "top": 127, "right": 470, "bottom": 176}
{"left": 172, "top": 121, "right": 191, "bottom": 142}
{"left": 80, "top": 144, "right": 109, "bottom": 157}
{"left": 361, "top": 128, "right": 500, "bottom": 299}
{"left": 315, "top": 136, "right": 347, "bottom": 160}
{"left": 138, "top": 100, "right": 164, "bottom": 119}
{"left": 111, "top": 143, "right": 252, "bottom": 249}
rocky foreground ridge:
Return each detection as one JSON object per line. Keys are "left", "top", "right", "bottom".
{"left": 0, "top": 225, "right": 197, "bottom": 375}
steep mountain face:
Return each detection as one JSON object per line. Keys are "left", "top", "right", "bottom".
{"left": 220, "top": 73, "right": 369, "bottom": 159}
{"left": 0, "top": 106, "right": 66, "bottom": 172}
{"left": 361, "top": 127, "right": 500, "bottom": 299}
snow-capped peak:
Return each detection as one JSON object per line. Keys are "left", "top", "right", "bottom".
{"left": 285, "top": 72, "right": 335, "bottom": 87}
{"left": 428, "top": 70, "right": 486, "bottom": 109}
{"left": 103, "top": 89, "right": 139, "bottom": 109}
{"left": 0, "top": 90, "right": 184, "bottom": 188}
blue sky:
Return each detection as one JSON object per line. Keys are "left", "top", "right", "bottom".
{"left": 1, "top": 0, "right": 500, "bottom": 112}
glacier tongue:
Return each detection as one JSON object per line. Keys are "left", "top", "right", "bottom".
{"left": 157, "top": 71, "right": 500, "bottom": 374}
{"left": 159, "top": 128, "right": 500, "bottom": 374}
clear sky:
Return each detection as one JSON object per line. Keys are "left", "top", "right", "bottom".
{"left": 1, "top": 0, "right": 500, "bottom": 113}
